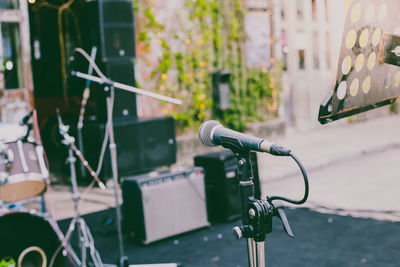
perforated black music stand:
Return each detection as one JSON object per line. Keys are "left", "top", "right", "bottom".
{"left": 319, "top": 0, "right": 400, "bottom": 124}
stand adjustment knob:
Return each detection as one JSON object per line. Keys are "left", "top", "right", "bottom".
{"left": 232, "top": 226, "right": 243, "bottom": 240}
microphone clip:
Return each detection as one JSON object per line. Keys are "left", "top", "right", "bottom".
{"left": 220, "top": 136, "right": 249, "bottom": 155}
{"left": 235, "top": 199, "right": 293, "bottom": 242}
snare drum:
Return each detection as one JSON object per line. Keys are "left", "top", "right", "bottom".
{"left": 0, "top": 211, "right": 65, "bottom": 266}
{"left": 0, "top": 139, "right": 49, "bottom": 203}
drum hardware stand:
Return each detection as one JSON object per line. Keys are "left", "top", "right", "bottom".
{"left": 57, "top": 112, "right": 105, "bottom": 267}
{"left": 76, "top": 46, "right": 98, "bottom": 178}
{"left": 72, "top": 47, "right": 182, "bottom": 267}
{"left": 225, "top": 148, "right": 308, "bottom": 267}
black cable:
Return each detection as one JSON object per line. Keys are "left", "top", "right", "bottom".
{"left": 267, "top": 152, "right": 309, "bottom": 205}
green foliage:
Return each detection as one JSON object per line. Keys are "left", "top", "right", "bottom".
{"left": 133, "top": 0, "right": 282, "bottom": 133}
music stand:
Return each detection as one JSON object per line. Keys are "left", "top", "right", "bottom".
{"left": 319, "top": 0, "right": 400, "bottom": 124}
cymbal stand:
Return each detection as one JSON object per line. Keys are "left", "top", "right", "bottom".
{"left": 57, "top": 113, "right": 105, "bottom": 267}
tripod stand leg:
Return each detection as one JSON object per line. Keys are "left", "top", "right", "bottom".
{"left": 247, "top": 238, "right": 256, "bottom": 267}
{"left": 255, "top": 241, "right": 265, "bottom": 267}
{"left": 85, "top": 219, "right": 104, "bottom": 266}
{"left": 246, "top": 238, "right": 266, "bottom": 267}
{"left": 78, "top": 217, "right": 104, "bottom": 267}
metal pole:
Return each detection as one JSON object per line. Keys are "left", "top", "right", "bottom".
{"left": 106, "top": 88, "right": 125, "bottom": 261}
{"left": 255, "top": 241, "right": 266, "bottom": 267}
{"left": 67, "top": 146, "right": 84, "bottom": 266}
{"left": 247, "top": 238, "right": 256, "bottom": 267}
{"left": 73, "top": 71, "right": 182, "bottom": 105}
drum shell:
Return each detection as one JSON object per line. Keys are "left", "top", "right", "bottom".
{"left": 0, "top": 211, "right": 64, "bottom": 266}
{"left": 0, "top": 140, "right": 48, "bottom": 203}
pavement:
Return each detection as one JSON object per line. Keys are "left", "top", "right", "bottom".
{"left": 258, "top": 113, "right": 400, "bottom": 221}
{"left": 17, "top": 113, "right": 400, "bottom": 222}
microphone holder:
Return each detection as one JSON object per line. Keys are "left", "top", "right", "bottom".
{"left": 230, "top": 150, "right": 300, "bottom": 267}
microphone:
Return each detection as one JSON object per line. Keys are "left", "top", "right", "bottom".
{"left": 198, "top": 120, "right": 291, "bottom": 156}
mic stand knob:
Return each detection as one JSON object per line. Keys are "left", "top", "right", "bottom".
{"left": 232, "top": 226, "right": 243, "bottom": 240}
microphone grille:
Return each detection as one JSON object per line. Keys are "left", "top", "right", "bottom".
{"left": 198, "top": 120, "right": 222, "bottom": 147}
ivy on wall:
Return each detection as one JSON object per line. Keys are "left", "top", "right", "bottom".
{"left": 134, "top": 0, "right": 281, "bottom": 133}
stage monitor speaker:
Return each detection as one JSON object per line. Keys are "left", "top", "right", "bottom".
{"left": 98, "top": 0, "right": 136, "bottom": 60}
{"left": 212, "top": 70, "right": 231, "bottom": 111}
{"left": 92, "top": 60, "right": 138, "bottom": 120}
{"left": 194, "top": 150, "right": 260, "bottom": 222}
{"left": 75, "top": 0, "right": 138, "bottom": 120}
{"left": 121, "top": 167, "right": 210, "bottom": 244}
{"left": 82, "top": 116, "right": 176, "bottom": 179}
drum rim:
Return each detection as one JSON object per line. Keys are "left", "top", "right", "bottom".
{"left": 2, "top": 173, "right": 47, "bottom": 184}
{"left": 4, "top": 138, "right": 38, "bottom": 145}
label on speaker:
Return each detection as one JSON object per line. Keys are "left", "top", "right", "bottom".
{"left": 140, "top": 170, "right": 203, "bottom": 188}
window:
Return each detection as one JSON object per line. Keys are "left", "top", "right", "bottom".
{"left": 0, "top": 0, "right": 19, "bottom": 9}
{"left": 313, "top": 31, "right": 319, "bottom": 69}
{"left": 281, "top": 30, "right": 288, "bottom": 71}
{"left": 281, "top": 0, "right": 287, "bottom": 19}
{"left": 2, "top": 22, "right": 24, "bottom": 89}
{"left": 298, "top": 50, "right": 305, "bottom": 70}
{"left": 326, "top": 32, "right": 331, "bottom": 69}
{"left": 312, "top": 0, "right": 317, "bottom": 21}
{"left": 297, "top": 0, "right": 305, "bottom": 21}
{"left": 324, "top": 0, "right": 329, "bottom": 22}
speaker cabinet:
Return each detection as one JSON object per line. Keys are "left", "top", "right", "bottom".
{"left": 212, "top": 70, "right": 231, "bottom": 110}
{"left": 77, "top": 0, "right": 138, "bottom": 120}
{"left": 92, "top": 60, "right": 138, "bottom": 120}
{"left": 87, "top": 0, "right": 136, "bottom": 61}
{"left": 82, "top": 116, "right": 176, "bottom": 179}
{"left": 121, "top": 167, "right": 210, "bottom": 244}
{"left": 194, "top": 150, "right": 260, "bottom": 222}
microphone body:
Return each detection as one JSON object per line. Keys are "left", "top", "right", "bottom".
{"left": 198, "top": 120, "right": 290, "bottom": 156}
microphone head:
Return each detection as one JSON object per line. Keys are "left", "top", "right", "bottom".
{"left": 198, "top": 120, "right": 222, "bottom": 147}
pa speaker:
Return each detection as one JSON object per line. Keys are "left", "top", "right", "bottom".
{"left": 121, "top": 167, "right": 210, "bottom": 244}
{"left": 75, "top": 0, "right": 138, "bottom": 120}
{"left": 194, "top": 150, "right": 260, "bottom": 222}
{"left": 82, "top": 116, "right": 176, "bottom": 179}
{"left": 82, "top": 0, "right": 136, "bottom": 61}
{"left": 92, "top": 60, "right": 138, "bottom": 120}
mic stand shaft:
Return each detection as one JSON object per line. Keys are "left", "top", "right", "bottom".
{"left": 106, "top": 87, "right": 127, "bottom": 266}
{"left": 235, "top": 153, "right": 265, "bottom": 267}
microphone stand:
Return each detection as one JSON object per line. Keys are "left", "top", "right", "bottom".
{"left": 57, "top": 114, "right": 105, "bottom": 267}
{"left": 232, "top": 151, "right": 267, "bottom": 267}
{"left": 227, "top": 147, "right": 306, "bottom": 267}
{"left": 71, "top": 70, "right": 181, "bottom": 267}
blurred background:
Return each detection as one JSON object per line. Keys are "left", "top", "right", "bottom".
{"left": 0, "top": 0, "right": 400, "bottom": 266}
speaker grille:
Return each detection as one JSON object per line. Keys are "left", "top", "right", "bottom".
{"left": 82, "top": 116, "right": 176, "bottom": 179}
{"left": 122, "top": 167, "right": 209, "bottom": 244}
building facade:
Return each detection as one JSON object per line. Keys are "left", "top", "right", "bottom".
{"left": 277, "top": 0, "right": 346, "bottom": 129}
{"left": 0, "top": 0, "right": 33, "bottom": 123}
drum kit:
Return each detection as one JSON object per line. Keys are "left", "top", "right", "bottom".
{"left": 0, "top": 113, "right": 69, "bottom": 267}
